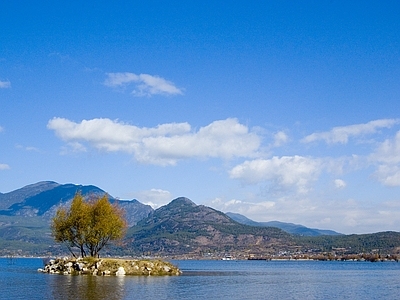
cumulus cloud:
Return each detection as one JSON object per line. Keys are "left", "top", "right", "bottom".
{"left": 0, "top": 80, "right": 11, "bottom": 89}
{"left": 104, "top": 72, "right": 183, "bottom": 96}
{"left": 0, "top": 164, "right": 10, "bottom": 170}
{"left": 47, "top": 117, "right": 261, "bottom": 165}
{"left": 229, "top": 155, "right": 322, "bottom": 194}
{"left": 370, "top": 131, "right": 400, "bottom": 186}
{"left": 302, "top": 119, "right": 399, "bottom": 144}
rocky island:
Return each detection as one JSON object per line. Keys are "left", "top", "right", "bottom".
{"left": 39, "top": 257, "right": 182, "bottom": 276}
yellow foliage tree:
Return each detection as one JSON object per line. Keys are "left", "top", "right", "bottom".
{"left": 52, "top": 193, "right": 127, "bottom": 258}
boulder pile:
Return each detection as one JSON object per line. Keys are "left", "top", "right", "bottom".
{"left": 38, "top": 257, "right": 182, "bottom": 276}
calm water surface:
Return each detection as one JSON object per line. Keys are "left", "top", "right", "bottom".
{"left": 1, "top": 258, "right": 399, "bottom": 299}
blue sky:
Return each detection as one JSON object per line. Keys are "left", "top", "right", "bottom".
{"left": 1, "top": 1, "right": 400, "bottom": 234}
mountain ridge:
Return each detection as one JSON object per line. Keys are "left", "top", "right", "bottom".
{"left": 126, "top": 197, "right": 294, "bottom": 257}
{"left": 226, "top": 212, "right": 342, "bottom": 236}
{"left": 0, "top": 181, "right": 153, "bottom": 226}
{"left": 0, "top": 181, "right": 60, "bottom": 210}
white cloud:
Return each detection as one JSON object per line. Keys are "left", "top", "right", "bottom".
{"left": 60, "top": 142, "right": 87, "bottom": 155}
{"left": 332, "top": 199, "right": 400, "bottom": 233}
{"left": 229, "top": 155, "right": 322, "bottom": 194}
{"left": 272, "top": 131, "right": 288, "bottom": 147}
{"left": 373, "top": 165, "right": 400, "bottom": 187}
{"left": 16, "top": 145, "right": 40, "bottom": 152}
{"left": 334, "top": 179, "right": 346, "bottom": 189}
{"left": 302, "top": 119, "right": 399, "bottom": 144}
{"left": 131, "top": 188, "right": 173, "bottom": 209}
{"left": 0, "top": 126, "right": 3, "bottom": 132}
{"left": 209, "top": 198, "right": 275, "bottom": 216}
{"left": 0, "top": 80, "right": 11, "bottom": 89}
{"left": 0, "top": 164, "right": 10, "bottom": 170}
{"left": 370, "top": 130, "right": 400, "bottom": 164}
{"left": 26, "top": 146, "right": 39, "bottom": 152}
{"left": 104, "top": 72, "right": 183, "bottom": 96}
{"left": 370, "top": 131, "right": 400, "bottom": 186}
{"left": 47, "top": 117, "right": 261, "bottom": 165}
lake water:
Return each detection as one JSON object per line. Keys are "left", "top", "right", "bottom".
{"left": 1, "top": 258, "right": 399, "bottom": 299}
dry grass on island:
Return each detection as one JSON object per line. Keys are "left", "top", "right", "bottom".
{"left": 39, "top": 257, "right": 182, "bottom": 276}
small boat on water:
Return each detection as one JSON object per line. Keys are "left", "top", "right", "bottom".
{"left": 222, "top": 255, "right": 234, "bottom": 260}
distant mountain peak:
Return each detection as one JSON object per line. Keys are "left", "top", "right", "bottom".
{"left": 16, "top": 181, "right": 60, "bottom": 193}
{"left": 167, "top": 197, "right": 197, "bottom": 207}
{"left": 0, "top": 181, "right": 61, "bottom": 210}
{"left": 23, "top": 181, "right": 59, "bottom": 188}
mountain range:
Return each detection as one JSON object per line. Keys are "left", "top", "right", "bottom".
{"left": 0, "top": 182, "right": 399, "bottom": 257}
{"left": 0, "top": 181, "right": 340, "bottom": 234}
{"left": 226, "top": 212, "right": 342, "bottom": 236}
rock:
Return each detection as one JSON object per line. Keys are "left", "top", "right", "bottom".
{"left": 115, "top": 267, "right": 126, "bottom": 276}
{"left": 95, "top": 260, "right": 102, "bottom": 269}
{"left": 163, "top": 266, "right": 171, "bottom": 272}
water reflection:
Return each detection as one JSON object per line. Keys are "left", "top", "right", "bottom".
{"left": 49, "top": 275, "right": 126, "bottom": 300}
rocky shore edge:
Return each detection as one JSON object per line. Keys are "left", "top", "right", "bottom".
{"left": 38, "top": 257, "right": 182, "bottom": 276}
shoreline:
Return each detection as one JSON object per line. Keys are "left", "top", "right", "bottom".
{"left": 2, "top": 255, "right": 399, "bottom": 263}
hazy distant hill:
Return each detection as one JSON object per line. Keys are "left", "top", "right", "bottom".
{"left": 261, "top": 221, "right": 342, "bottom": 236}
{"left": 226, "top": 212, "right": 342, "bottom": 236}
{"left": 298, "top": 231, "right": 400, "bottom": 254}
{"left": 113, "top": 199, "right": 153, "bottom": 227}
